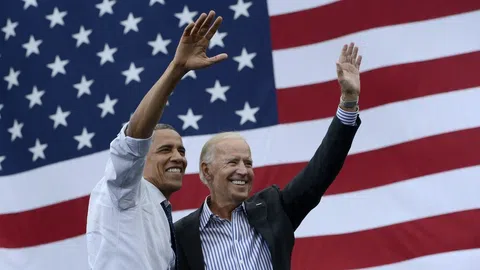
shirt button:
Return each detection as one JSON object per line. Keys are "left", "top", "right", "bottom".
{"left": 239, "top": 260, "right": 244, "bottom": 264}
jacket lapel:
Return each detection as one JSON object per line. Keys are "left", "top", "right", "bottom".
{"left": 244, "top": 199, "right": 276, "bottom": 266}
{"left": 178, "top": 208, "right": 205, "bottom": 270}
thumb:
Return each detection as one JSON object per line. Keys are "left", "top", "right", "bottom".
{"left": 208, "top": 53, "right": 228, "bottom": 64}
{"left": 336, "top": 62, "right": 344, "bottom": 77}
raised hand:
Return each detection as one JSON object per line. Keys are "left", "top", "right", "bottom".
{"left": 172, "top": 10, "right": 228, "bottom": 71}
{"left": 336, "top": 43, "right": 362, "bottom": 99}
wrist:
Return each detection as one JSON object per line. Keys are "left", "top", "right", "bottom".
{"left": 168, "top": 60, "right": 188, "bottom": 78}
{"left": 341, "top": 93, "right": 359, "bottom": 101}
{"left": 339, "top": 94, "right": 359, "bottom": 112}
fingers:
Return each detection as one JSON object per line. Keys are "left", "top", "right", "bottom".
{"left": 352, "top": 47, "right": 358, "bottom": 64}
{"left": 198, "top": 11, "right": 216, "bottom": 37}
{"left": 355, "top": 55, "right": 362, "bottom": 69}
{"left": 346, "top": 43, "right": 354, "bottom": 56}
{"left": 338, "top": 42, "right": 362, "bottom": 68}
{"left": 338, "top": 44, "right": 347, "bottom": 62}
{"left": 345, "top": 42, "right": 354, "bottom": 63}
{"left": 205, "top": 16, "right": 223, "bottom": 40}
{"left": 190, "top": 12, "right": 208, "bottom": 36}
{"left": 182, "top": 22, "right": 195, "bottom": 37}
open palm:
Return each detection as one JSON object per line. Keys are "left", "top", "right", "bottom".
{"left": 173, "top": 11, "right": 228, "bottom": 71}
{"left": 336, "top": 43, "right": 362, "bottom": 96}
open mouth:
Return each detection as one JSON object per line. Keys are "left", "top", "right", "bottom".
{"left": 230, "top": 180, "right": 247, "bottom": 186}
{"left": 166, "top": 167, "right": 183, "bottom": 173}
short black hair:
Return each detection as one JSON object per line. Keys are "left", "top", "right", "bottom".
{"left": 154, "top": 123, "right": 176, "bottom": 131}
{"left": 151, "top": 123, "right": 178, "bottom": 145}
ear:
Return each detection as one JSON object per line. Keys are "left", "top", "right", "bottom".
{"left": 201, "top": 162, "right": 212, "bottom": 182}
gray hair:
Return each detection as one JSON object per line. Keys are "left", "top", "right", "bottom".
{"left": 198, "top": 132, "right": 246, "bottom": 185}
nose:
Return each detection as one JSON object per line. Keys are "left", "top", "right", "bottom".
{"left": 236, "top": 162, "right": 248, "bottom": 176}
{"left": 170, "top": 150, "right": 184, "bottom": 163}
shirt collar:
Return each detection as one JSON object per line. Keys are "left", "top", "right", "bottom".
{"left": 199, "top": 196, "right": 246, "bottom": 231}
{"left": 143, "top": 178, "right": 169, "bottom": 207}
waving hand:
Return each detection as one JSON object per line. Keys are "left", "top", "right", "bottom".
{"left": 336, "top": 42, "right": 362, "bottom": 98}
{"left": 173, "top": 11, "right": 228, "bottom": 71}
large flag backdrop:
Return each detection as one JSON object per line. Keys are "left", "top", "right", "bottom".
{"left": 1, "top": 0, "right": 479, "bottom": 269}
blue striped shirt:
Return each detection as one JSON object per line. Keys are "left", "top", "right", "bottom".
{"left": 198, "top": 107, "right": 358, "bottom": 269}
{"left": 199, "top": 198, "right": 273, "bottom": 270}
{"left": 336, "top": 106, "right": 358, "bottom": 126}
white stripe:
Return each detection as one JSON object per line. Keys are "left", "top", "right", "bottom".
{"left": 294, "top": 166, "right": 480, "bottom": 237}
{"left": 273, "top": 10, "right": 480, "bottom": 89}
{"left": 266, "top": 0, "right": 338, "bottom": 16}
{"left": 0, "top": 236, "right": 88, "bottom": 270}
{"left": 173, "top": 166, "right": 480, "bottom": 236}
{"left": 2, "top": 237, "right": 477, "bottom": 270}
{"left": 1, "top": 87, "right": 478, "bottom": 214}
{"left": 362, "top": 249, "right": 480, "bottom": 270}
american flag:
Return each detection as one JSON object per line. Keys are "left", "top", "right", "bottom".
{"left": 1, "top": 0, "right": 479, "bottom": 269}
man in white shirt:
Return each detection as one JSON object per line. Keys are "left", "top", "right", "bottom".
{"left": 86, "top": 10, "right": 228, "bottom": 270}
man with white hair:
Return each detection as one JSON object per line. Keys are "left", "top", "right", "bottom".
{"left": 174, "top": 43, "right": 363, "bottom": 270}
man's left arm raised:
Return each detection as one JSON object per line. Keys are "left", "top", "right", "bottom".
{"left": 280, "top": 43, "right": 363, "bottom": 230}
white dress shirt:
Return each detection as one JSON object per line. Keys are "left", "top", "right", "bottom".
{"left": 86, "top": 123, "right": 175, "bottom": 270}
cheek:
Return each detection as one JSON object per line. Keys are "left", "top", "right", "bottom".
{"left": 155, "top": 159, "right": 166, "bottom": 175}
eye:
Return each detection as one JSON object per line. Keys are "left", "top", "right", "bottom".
{"left": 157, "top": 148, "right": 170, "bottom": 153}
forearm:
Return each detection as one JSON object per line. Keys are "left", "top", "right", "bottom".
{"left": 126, "top": 61, "right": 187, "bottom": 139}
{"left": 281, "top": 115, "right": 360, "bottom": 229}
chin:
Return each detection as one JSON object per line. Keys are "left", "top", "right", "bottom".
{"left": 232, "top": 192, "right": 249, "bottom": 203}
{"left": 169, "top": 182, "right": 182, "bottom": 191}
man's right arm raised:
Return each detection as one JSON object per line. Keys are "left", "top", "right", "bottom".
{"left": 104, "top": 60, "right": 187, "bottom": 210}
{"left": 102, "top": 11, "right": 228, "bottom": 210}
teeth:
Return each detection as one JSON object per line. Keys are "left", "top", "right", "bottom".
{"left": 232, "top": 180, "right": 246, "bottom": 185}
{"left": 167, "top": 168, "right": 181, "bottom": 173}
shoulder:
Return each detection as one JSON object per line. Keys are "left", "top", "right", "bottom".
{"left": 247, "top": 185, "right": 282, "bottom": 205}
{"left": 174, "top": 206, "right": 201, "bottom": 232}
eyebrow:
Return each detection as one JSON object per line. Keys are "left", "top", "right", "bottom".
{"left": 225, "top": 157, "right": 252, "bottom": 162}
{"left": 157, "top": 144, "right": 186, "bottom": 151}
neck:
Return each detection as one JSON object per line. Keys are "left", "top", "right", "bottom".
{"left": 162, "top": 190, "right": 172, "bottom": 201}
{"left": 208, "top": 197, "right": 241, "bottom": 220}
{"left": 145, "top": 177, "right": 172, "bottom": 200}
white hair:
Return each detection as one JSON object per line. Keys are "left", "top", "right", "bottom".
{"left": 198, "top": 132, "right": 247, "bottom": 185}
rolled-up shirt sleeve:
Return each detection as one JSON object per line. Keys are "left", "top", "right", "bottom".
{"left": 103, "top": 123, "right": 153, "bottom": 210}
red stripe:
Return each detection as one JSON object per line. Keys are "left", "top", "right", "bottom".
{"left": 329, "top": 127, "right": 480, "bottom": 194}
{"left": 171, "top": 128, "right": 480, "bottom": 209}
{"left": 270, "top": 0, "right": 480, "bottom": 50}
{"left": 291, "top": 209, "right": 480, "bottom": 269}
{"left": 1, "top": 128, "right": 477, "bottom": 248}
{"left": 0, "top": 196, "right": 89, "bottom": 248}
{"left": 277, "top": 52, "right": 480, "bottom": 124}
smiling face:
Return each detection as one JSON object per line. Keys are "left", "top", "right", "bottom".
{"left": 143, "top": 128, "right": 187, "bottom": 197}
{"left": 201, "top": 136, "right": 254, "bottom": 208}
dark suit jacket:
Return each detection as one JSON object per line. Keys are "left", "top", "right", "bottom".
{"left": 174, "top": 115, "right": 361, "bottom": 270}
